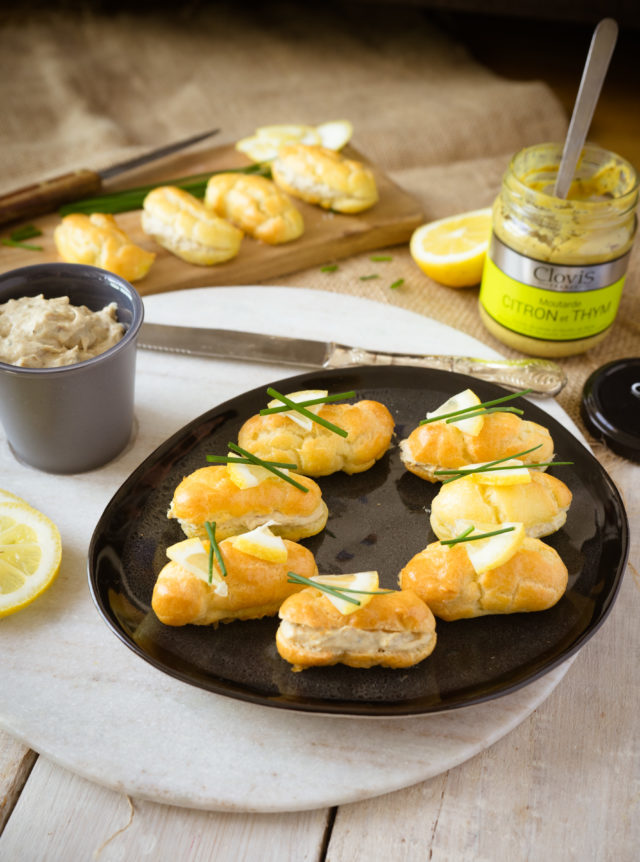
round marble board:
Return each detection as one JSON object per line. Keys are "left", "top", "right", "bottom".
{"left": 0, "top": 286, "right": 582, "bottom": 812}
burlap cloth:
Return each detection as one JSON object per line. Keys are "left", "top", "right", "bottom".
{"left": 1, "top": 1, "right": 638, "bottom": 460}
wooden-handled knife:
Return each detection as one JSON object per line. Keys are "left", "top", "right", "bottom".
{"left": 0, "top": 127, "right": 221, "bottom": 226}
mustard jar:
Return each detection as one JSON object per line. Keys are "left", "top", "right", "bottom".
{"left": 478, "top": 142, "right": 638, "bottom": 357}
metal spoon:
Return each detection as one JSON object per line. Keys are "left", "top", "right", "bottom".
{"left": 553, "top": 18, "right": 618, "bottom": 199}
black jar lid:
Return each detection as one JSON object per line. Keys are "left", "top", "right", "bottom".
{"left": 581, "top": 358, "right": 640, "bottom": 462}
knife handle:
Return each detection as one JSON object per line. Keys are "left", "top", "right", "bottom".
{"left": 0, "top": 169, "right": 103, "bottom": 226}
{"left": 325, "top": 344, "right": 567, "bottom": 397}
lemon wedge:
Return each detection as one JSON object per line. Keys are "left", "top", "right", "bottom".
{"left": 410, "top": 208, "right": 492, "bottom": 288}
{"left": 454, "top": 521, "right": 525, "bottom": 573}
{"left": 230, "top": 524, "right": 288, "bottom": 564}
{"left": 316, "top": 120, "right": 353, "bottom": 150}
{"left": 226, "top": 454, "right": 281, "bottom": 490}
{"left": 267, "top": 389, "right": 328, "bottom": 431}
{"left": 468, "top": 459, "right": 531, "bottom": 486}
{"left": 236, "top": 121, "right": 352, "bottom": 162}
{"left": 312, "top": 571, "right": 381, "bottom": 615}
{"left": 427, "top": 389, "right": 484, "bottom": 436}
{"left": 166, "top": 537, "right": 228, "bottom": 595}
{"left": 0, "top": 501, "right": 62, "bottom": 618}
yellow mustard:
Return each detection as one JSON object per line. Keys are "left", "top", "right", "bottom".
{"left": 478, "top": 143, "right": 638, "bottom": 357}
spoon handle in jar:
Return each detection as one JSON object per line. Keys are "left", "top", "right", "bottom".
{"left": 554, "top": 18, "right": 618, "bottom": 199}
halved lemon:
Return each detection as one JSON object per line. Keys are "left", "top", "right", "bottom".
{"left": 410, "top": 207, "right": 492, "bottom": 288}
{"left": 166, "top": 537, "right": 228, "bottom": 595}
{"left": 427, "top": 389, "right": 484, "bottom": 436}
{"left": 0, "top": 501, "right": 62, "bottom": 618}
{"left": 230, "top": 524, "right": 288, "bottom": 563}
{"left": 468, "top": 459, "right": 531, "bottom": 486}
{"left": 312, "top": 571, "right": 381, "bottom": 615}
{"left": 267, "top": 389, "right": 328, "bottom": 431}
{"left": 457, "top": 521, "right": 525, "bottom": 573}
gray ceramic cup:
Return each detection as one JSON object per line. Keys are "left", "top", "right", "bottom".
{"left": 0, "top": 263, "right": 144, "bottom": 473}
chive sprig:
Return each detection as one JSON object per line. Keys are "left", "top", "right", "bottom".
{"left": 287, "top": 571, "right": 395, "bottom": 606}
{"left": 265, "top": 387, "right": 349, "bottom": 438}
{"left": 204, "top": 521, "right": 227, "bottom": 583}
{"left": 440, "top": 526, "right": 516, "bottom": 546}
{"left": 207, "top": 442, "right": 309, "bottom": 492}
{"left": 419, "top": 388, "right": 533, "bottom": 426}
{"left": 259, "top": 390, "right": 355, "bottom": 416}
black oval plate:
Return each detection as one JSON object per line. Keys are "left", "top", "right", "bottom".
{"left": 88, "top": 366, "right": 629, "bottom": 717}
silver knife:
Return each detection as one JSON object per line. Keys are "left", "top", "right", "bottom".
{"left": 138, "top": 322, "right": 567, "bottom": 396}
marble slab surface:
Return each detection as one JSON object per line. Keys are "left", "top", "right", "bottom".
{"left": 0, "top": 287, "right": 582, "bottom": 812}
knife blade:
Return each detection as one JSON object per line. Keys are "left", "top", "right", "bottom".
{"left": 138, "top": 322, "right": 567, "bottom": 396}
{"left": 0, "top": 128, "right": 221, "bottom": 226}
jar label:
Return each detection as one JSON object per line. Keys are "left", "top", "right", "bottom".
{"left": 479, "top": 235, "right": 629, "bottom": 342}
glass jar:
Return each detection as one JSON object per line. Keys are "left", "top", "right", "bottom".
{"left": 478, "top": 142, "right": 638, "bottom": 357}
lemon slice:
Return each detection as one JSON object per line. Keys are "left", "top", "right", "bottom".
{"left": 316, "top": 120, "right": 353, "bottom": 150}
{"left": 427, "top": 389, "right": 484, "bottom": 436}
{"left": 166, "top": 537, "right": 228, "bottom": 596}
{"left": 410, "top": 207, "right": 492, "bottom": 288}
{"left": 468, "top": 459, "right": 531, "bottom": 486}
{"left": 267, "top": 389, "right": 328, "bottom": 431}
{"left": 312, "top": 571, "right": 380, "bottom": 615}
{"left": 0, "top": 488, "right": 28, "bottom": 504}
{"left": 0, "top": 501, "right": 62, "bottom": 618}
{"left": 226, "top": 453, "right": 283, "bottom": 490}
{"left": 456, "top": 521, "right": 525, "bottom": 573}
{"left": 235, "top": 136, "right": 285, "bottom": 163}
{"left": 230, "top": 524, "right": 288, "bottom": 563}
{"left": 255, "top": 123, "right": 321, "bottom": 144}
{"left": 236, "top": 124, "right": 320, "bottom": 162}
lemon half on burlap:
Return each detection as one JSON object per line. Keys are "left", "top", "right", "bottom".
{"left": 410, "top": 208, "right": 492, "bottom": 288}
{"left": 0, "top": 501, "right": 62, "bottom": 618}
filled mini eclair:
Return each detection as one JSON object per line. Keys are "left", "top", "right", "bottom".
{"left": 167, "top": 464, "right": 328, "bottom": 541}
{"left": 204, "top": 173, "right": 304, "bottom": 244}
{"left": 276, "top": 585, "right": 437, "bottom": 671}
{"left": 399, "top": 535, "right": 568, "bottom": 621}
{"left": 152, "top": 528, "right": 316, "bottom": 626}
{"left": 429, "top": 471, "right": 572, "bottom": 540}
{"left": 271, "top": 143, "right": 378, "bottom": 213}
{"left": 237, "top": 394, "right": 394, "bottom": 477}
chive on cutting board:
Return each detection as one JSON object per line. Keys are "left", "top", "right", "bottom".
{"left": 0, "top": 144, "right": 425, "bottom": 295}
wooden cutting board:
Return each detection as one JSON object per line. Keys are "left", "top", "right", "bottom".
{"left": 0, "top": 144, "right": 424, "bottom": 296}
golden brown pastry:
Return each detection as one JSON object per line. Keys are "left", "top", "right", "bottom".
{"left": 167, "top": 465, "right": 328, "bottom": 540}
{"left": 429, "top": 471, "right": 572, "bottom": 540}
{"left": 399, "top": 537, "right": 568, "bottom": 620}
{"left": 271, "top": 143, "right": 378, "bottom": 213}
{"left": 400, "top": 411, "right": 554, "bottom": 483}
{"left": 276, "top": 588, "right": 437, "bottom": 670}
{"left": 237, "top": 399, "right": 394, "bottom": 477}
{"left": 204, "top": 173, "right": 304, "bottom": 244}
{"left": 53, "top": 213, "right": 155, "bottom": 281}
{"left": 141, "top": 186, "right": 243, "bottom": 265}
{"left": 152, "top": 538, "right": 315, "bottom": 626}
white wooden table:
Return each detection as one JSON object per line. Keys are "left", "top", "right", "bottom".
{"left": 1, "top": 288, "right": 638, "bottom": 862}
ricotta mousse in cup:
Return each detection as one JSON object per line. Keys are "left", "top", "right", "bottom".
{"left": 0, "top": 263, "right": 144, "bottom": 473}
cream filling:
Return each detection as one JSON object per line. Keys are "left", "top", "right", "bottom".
{"left": 279, "top": 620, "right": 431, "bottom": 654}
{"left": 173, "top": 505, "right": 325, "bottom": 538}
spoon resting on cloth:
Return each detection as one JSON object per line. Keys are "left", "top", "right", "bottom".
{"left": 553, "top": 18, "right": 619, "bottom": 199}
